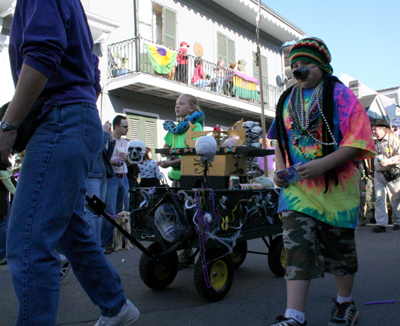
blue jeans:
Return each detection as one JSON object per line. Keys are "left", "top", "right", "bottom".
{"left": 216, "top": 77, "right": 224, "bottom": 93}
{"left": 0, "top": 197, "right": 9, "bottom": 260}
{"left": 193, "top": 79, "right": 210, "bottom": 88}
{"left": 7, "top": 103, "right": 126, "bottom": 325}
{"left": 101, "top": 175, "right": 130, "bottom": 247}
{"left": 85, "top": 176, "right": 107, "bottom": 245}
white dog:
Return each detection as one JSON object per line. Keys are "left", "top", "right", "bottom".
{"left": 114, "top": 211, "right": 134, "bottom": 251}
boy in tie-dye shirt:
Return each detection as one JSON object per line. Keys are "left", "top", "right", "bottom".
{"left": 266, "top": 38, "right": 375, "bottom": 326}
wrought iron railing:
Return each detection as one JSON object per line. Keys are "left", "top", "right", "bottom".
{"left": 107, "top": 37, "right": 283, "bottom": 108}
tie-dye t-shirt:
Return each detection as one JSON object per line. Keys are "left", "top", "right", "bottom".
{"left": 267, "top": 82, "right": 375, "bottom": 228}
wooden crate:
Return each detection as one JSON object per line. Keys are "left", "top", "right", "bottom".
{"left": 181, "top": 154, "right": 247, "bottom": 177}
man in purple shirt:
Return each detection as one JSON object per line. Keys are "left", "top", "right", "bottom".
{"left": 0, "top": 0, "right": 139, "bottom": 325}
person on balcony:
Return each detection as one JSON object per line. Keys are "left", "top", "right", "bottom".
{"left": 237, "top": 59, "right": 247, "bottom": 73}
{"left": 175, "top": 41, "right": 190, "bottom": 84}
{"left": 223, "top": 62, "right": 238, "bottom": 96}
{"left": 212, "top": 59, "right": 225, "bottom": 94}
{"left": 191, "top": 59, "right": 210, "bottom": 89}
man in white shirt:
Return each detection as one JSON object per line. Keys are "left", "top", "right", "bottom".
{"left": 101, "top": 115, "right": 131, "bottom": 251}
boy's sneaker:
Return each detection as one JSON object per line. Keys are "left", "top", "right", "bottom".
{"left": 95, "top": 300, "right": 140, "bottom": 326}
{"left": 328, "top": 299, "right": 359, "bottom": 326}
{"left": 269, "top": 315, "right": 307, "bottom": 326}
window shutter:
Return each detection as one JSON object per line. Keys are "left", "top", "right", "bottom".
{"left": 217, "top": 32, "right": 228, "bottom": 63}
{"left": 128, "top": 117, "right": 141, "bottom": 140}
{"left": 253, "top": 52, "right": 269, "bottom": 105}
{"left": 227, "top": 39, "right": 235, "bottom": 66}
{"left": 163, "top": 8, "right": 176, "bottom": 49}
{"left": 261, "top": 55, "right": 268, "bottom": 84}
{"left": 144, "top": 119, "right": 156, "bottom": 149}
{"left": 253, "top": 51, "right": 259, "bottom": 79}
{"left": 261, "top": 55, "right": 269, "bottom": 105}
{"left": 126, "top": 114, "right": 158, "bottom": 157}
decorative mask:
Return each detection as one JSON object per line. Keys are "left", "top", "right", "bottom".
{"left": 127, "top": 140, "right": 146, "bottom": 164}
{"left": 243, "top": 121, "right": 255, "bottom": 134}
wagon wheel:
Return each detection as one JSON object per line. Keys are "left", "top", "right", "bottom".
{"left": 268, "top": 235, "right": 286, "bottom": 277}
{"left": 139, "top": 242, "right": 179, "bottom": 290}
{"left": 60, "top": 260, "right": 71, "bottom": 281}
{"left": 231, "top": 240, "right": 247, "bottom": 269}
{"left": 194, "top": 248, "right": 234, "bottom": 302}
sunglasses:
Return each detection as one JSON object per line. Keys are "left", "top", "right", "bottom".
{"left": 119, "top": 125, "right": 128, "bottom": 128}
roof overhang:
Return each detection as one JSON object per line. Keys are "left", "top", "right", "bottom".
{"left": 211, "top": 0, "right": 305, "bottom": 43}
{"left": 0, "top": 0, "right": 15, "bottom": 17}
{"left": 85, "top": 11, "right": 121, "bottom": 44}
{"left": 105, "top": 73, "right": 276, "bottom": 120}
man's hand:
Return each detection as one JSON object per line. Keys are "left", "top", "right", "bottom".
{"left": 380, "top": 158, "right": 391, "bottom": 167}
{"left": 273, "top": 172, "right": 288, "bottom": 188}
{"left": 0, "top": 130, "right": 17, "bottom": 169}
{"left": 119, "top": 152, "right": 128, "bottom": 162}
{"left": 102, "top": 121, "right": 112, "bottom": 136}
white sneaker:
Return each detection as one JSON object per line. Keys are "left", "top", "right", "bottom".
{"left": 95, "top": 300, "right": 140, "bottom": 326}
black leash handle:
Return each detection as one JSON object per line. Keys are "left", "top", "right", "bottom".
{"left": 86, "top": 195, "right": 153, "bottom": 258}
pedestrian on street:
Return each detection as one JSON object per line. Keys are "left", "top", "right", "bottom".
{"left": 371, "top": 118, "right": 400, "bottom": 232}
{"left": 267, "top": 37, "right": 375, "bottom": 326}
{"left": 0, "top": 0, "right": 139, "bottom": 324}
{"left": 101, "top": 115, "right": 131, "bottom": 252}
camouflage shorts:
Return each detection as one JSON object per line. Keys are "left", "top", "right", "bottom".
{"left": 282, "top": 210, "right": 358, "bottom": 280}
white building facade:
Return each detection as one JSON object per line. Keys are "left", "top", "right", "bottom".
{"left": 0, "top": 0, "right": 305, "bottom": 155}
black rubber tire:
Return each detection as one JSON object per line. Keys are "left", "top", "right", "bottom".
{"left": 231, "top": 240, "right": 247, "bottom": 269}
{"left": 139, "top": 242, "right": 179, "bottom": 290}
{"left": 268, "top": 235, "right": 286, "bottom": 277}
{"left": 194, "top": 248, "right": 234, "bottom": 302}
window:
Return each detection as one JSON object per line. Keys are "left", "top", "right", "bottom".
{"left": 217, "top": 32, "right": 235, "bottom": 66}
{"left": 139, "top": 1, "right": 177, "bottom": 73}
{"left": 126, "top": 113, "right": 158, "bottom": 157}
{"left": 253, "top": 51, "right": 269, "bottom": 106}
{"left": 138, "top": 0, "right": 176, "bottom": 48}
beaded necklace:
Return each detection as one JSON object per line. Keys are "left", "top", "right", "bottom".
{"left": 287, "top": 80, "right": 337, "bottom": 160}
{"left": 194, "top": 188, "right": 216, "bottom": 288}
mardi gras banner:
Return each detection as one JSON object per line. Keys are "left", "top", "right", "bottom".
{"left": 232, "top": 71, "right": 259, "bottom": 100}
{"left": 144, "top": 43, "right": 177, "bottom": 74}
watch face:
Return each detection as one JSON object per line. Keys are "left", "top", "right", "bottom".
{"left": 1, "top": 121, "right": 17, "bottom": 131}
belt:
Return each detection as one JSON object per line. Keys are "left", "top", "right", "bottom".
{"left": 115, "top": 173, "right": 125, "bottom": 178}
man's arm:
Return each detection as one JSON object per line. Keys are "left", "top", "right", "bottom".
{"left": 0, "top": 64, "right": 48, "bottom": 167}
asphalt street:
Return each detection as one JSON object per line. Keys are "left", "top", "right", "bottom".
{"left": 1, "top": 223, "right": 399, "bottom": 326}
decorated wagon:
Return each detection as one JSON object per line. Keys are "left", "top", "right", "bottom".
{"left": 87, "top": 120, "right": 285, "bottom": 302}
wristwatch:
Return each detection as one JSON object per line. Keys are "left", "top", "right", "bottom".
{"left": 0, "top": 121, "right": 18, "bottom": 131}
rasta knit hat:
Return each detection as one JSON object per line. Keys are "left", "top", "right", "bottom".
{"left": 290, "top": 37, "right": 333, "bottom": 75}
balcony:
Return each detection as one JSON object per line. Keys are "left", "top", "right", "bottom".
{"left": 106, "top": 37, "right": 283, "bottom": 120}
